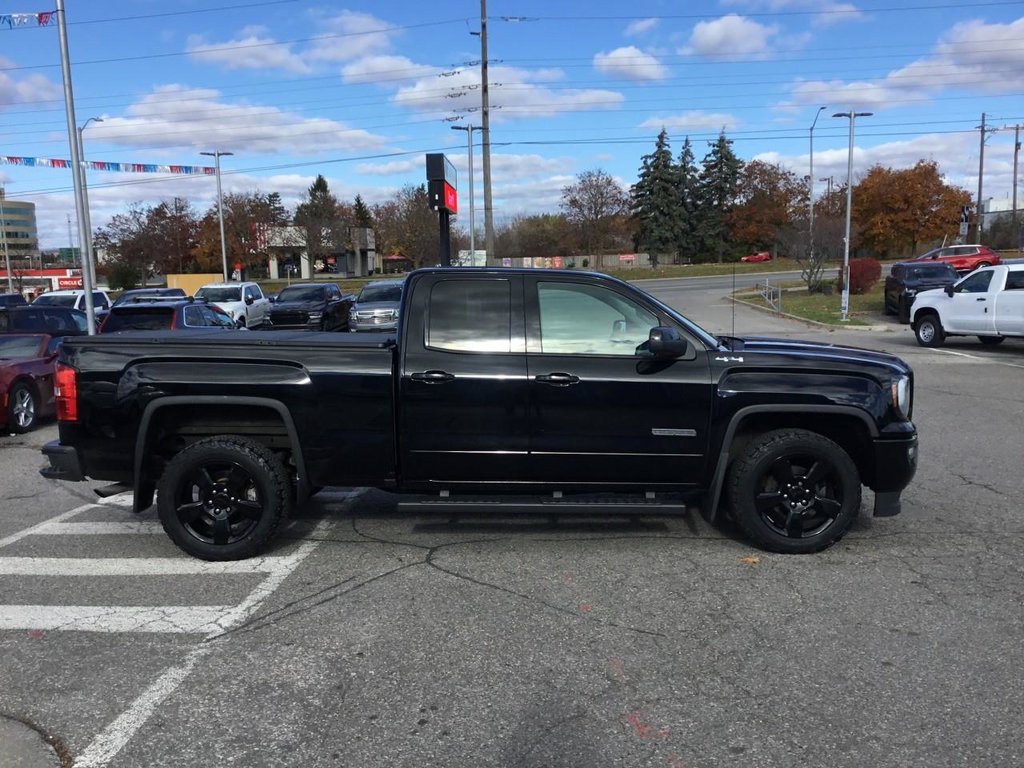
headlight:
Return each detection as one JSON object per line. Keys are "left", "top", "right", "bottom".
{"left": 891, "top": 375, "right": 912, "bottom": 419}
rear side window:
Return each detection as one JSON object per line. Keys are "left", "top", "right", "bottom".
{"left": 1005, "top": 272, "right": 1024, "bottom": 290}
{"left": 102, "top": 309, "right": 173, "bottom": 332}
{"left": 427, "top": 279, "right": 510, "bottom": 353}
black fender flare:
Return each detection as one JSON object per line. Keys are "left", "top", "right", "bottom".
{"left": 131, "top": 396, "right": 310, "bottom": 513}
{"left": 702, "top": 404, "right": 878, "bottom": 521}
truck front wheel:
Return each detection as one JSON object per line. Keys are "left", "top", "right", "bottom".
{"left": 914, "top": 314, "right": 945, "bottom": 347}
{"left": 157, "top": 436, "right": 291, "bottom": 560}
{"left": 726, "top": 429, "right": 861, "bottom": 554}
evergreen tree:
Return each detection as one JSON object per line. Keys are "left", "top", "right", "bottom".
{"left": 353, "top": 194, "right": 373, "bottom": 228}
{"left": 675, "top": 137, "right": 701, "bottom": 263}
{"left": 697, "top": 131, "right": 744, "bottom": 263}
{"left": 630, "top": 129, "right": 680, "bottom": 268}
{"left": 294, "top": 175, "right": 346, "bottom": 263}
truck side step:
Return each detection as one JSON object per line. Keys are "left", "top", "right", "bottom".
{"left": 94, "top": 482, "right": 133, "bottom": 498}
{"left": 398, "top": 493, "right": 691, "bottom": 515}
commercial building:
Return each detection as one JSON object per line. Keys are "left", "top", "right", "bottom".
{"left": 0, "top": 189, "right": 41, "bottom": 264}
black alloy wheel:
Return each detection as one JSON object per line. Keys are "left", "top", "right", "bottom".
{"left": 726, "top": 429, "right": 861, "bottom": 554}
{"left": 157, "top": 436, "right": 291, "bottom": 560}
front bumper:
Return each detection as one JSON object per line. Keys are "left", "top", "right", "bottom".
{"left": 869, "top": 433, "right": 918, "bottom": 517}
{"left": 40, "top": 440, "right": 86, "bottom": 482}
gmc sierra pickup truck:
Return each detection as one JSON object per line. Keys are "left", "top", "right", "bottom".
{"left": 40, "top": 268, "right": 918, "bottom": 560}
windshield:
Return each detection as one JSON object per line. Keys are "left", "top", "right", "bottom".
{"left": 357, "top": 284, "right": 402, "bottom": 303}
{"left": 0, "top": 335, "right": 44, "bottom": 359}
{"left": 113, "top": 289, "right": 185, "bottom": 307}
{"left": 195, "top": 287, "right": 241, "bottom": 302}
{"left": 277, "top": 286, "right": 326, "bottom": 302}
{"left": 32, "top": 294, "right": 77, "bottom": 308}
{"left": 909, "top": 265, "right": 955, "bottom": 279}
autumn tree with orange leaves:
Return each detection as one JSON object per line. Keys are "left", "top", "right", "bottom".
{"left": 852, "top": 161, "right": 971, "bottom": 258}
{"left": 728, "top": 160, "right": 805, "bottom": 252}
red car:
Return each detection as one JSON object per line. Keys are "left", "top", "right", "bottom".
{"left": 912, "top": 244, "right": 1000, "bottom": 274}
{"left": 1, "top": 334, "right": 59, "bottom": 433}
{"left": 741, "top": 251, "right": 772, "bottom": 263}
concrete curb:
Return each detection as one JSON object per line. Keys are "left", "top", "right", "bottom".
{"left": 0, "top": 715, "right": 65, "bottom": 767}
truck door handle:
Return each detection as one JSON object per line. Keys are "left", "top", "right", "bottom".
{"left": 976, "top": 297, "right": 986, "bottom": 301}
{"left": 410, "top": 370, "right": 455, "bottom": 383}
{"left": 535, "top": 372, "right": 580, "bottom": 387}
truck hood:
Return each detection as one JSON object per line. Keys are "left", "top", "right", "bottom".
{"left": 722, "top": 336, "right": 912, "bottom": 376}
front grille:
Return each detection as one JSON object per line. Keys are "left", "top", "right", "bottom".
{"left": 271, "top": 310, "right": 309, "bottom": 325}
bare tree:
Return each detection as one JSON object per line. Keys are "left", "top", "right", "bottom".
{"left": 561, "top": 169, "right": 630, "bottom": 257}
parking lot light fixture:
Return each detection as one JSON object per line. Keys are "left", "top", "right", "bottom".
{"left": 833, "top": 110, "right": 872, "bottom": 322}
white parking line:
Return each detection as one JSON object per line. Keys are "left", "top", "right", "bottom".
{"left": 0, "top": 556, "right": 283, "bottom": 576}
{"left": 0, "top": 504, "right": 101, "bottom": 550}
{"left": 0, "top": 605, "right": 235, "bottom": 634}
{"left": 73, "top": 519, "right": 335, "bottom": 768}
{"left": 33, "top": 521, "right": 165, "bottom": 535}
{"left": 936, "top": 348, "right": 1024, "bottom": 369}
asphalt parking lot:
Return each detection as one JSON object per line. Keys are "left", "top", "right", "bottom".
{"left": 1, "top": 288, "right": 1023, "bottom": 768}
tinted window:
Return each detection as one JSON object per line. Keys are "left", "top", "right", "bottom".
{"left": 93, "top": 292, "right": 109, "bottom": 309}
{"left": 182, "top": 306, "right": 205, "bottom": 327}
{"left": 909, "top": 264, "right": 956, "bottom": 279}
{"left": 195, "top": 287, "right": 241, "bottom": 302}
{"left": 537, "top": 282, "right": 658, "bottom": 356}
{"left": 277, "top": 286, "right": 325, "bottom": 302}
{"left": 33, "top": 293, "right": 77, "bottom": 308}
{"left": 201, "top": 305, "right": 233, "bottom": 327}
{"left": 956, "top": 271, "right": 993, "bottom": 294}
{"left": 102, "top": 309, "right": 174, "bottom": 332}
{"left": 428, "top": 280, "right": 510, "bottom": 353}
{"left": 0, "top": 335, "right": 43, "bottom": 359}
{"left": 0, "top": 293, "right": 27, "bottom": 307}
{"left": 1004, "top": 272, "right": 1024, "bottom": 290}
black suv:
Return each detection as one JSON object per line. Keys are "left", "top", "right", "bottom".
{"left": 0, "top": 292, "right": 28, "bottom": 308}
{"left": 0, "top": 305, "right": 88, "bottom": 336}
{"left": 884, "top": 261, "right": 959, "bottom": 323}
{"left": 99, "top": 299, "right": 235, "bottom": 333}
{"left": 267, "top": 283, "right": 353, "bottom": 331}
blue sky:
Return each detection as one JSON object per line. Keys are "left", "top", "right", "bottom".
{"left": 2, "top": 0, "right": 1023, "bottom": 250}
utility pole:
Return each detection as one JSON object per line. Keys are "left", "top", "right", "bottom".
{"left": 479, "top": 0, "right": 495, "bottom": 264}
{"left": 833, "top": 110, "right": 872, "bottom": 322}
{"left": 978, "top": 111, "right": 987, "bottom": 241}
{"left": 1013, "top": 124, "right": 1021, "bottom": 241}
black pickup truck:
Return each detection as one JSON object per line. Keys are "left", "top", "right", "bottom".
{"left": 41, "top": 268, "right": 918, "bottom": 560}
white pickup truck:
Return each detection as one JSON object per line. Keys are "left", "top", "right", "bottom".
{"left": 911, "top": 263, "right": 1024, "bottom": 347}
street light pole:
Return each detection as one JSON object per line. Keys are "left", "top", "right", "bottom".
{"left": 808, "top": 105, "right": 826, "bottom": 261}
{"left": 450, "top": 125, "right": 480, "bottom": 264}
{"left": 78, "top": 117, "right": 103, "bottom": 288}
{"left": 833, "top": 110, "right": 872, "bottom": 322}
{"left": 200, "top": 151, "right": 233, "bottom": 282}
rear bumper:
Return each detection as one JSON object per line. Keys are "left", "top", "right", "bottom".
{"left": 40, "top": 440, "right": 86, "bottom": 482}
{"left": 869, "top": 432, "right": 918, "bottom": 517}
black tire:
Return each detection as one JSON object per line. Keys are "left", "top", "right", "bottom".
{"left": 726, "top": 429, "right": 862, "bottom": 554}
{"left": 7, "top": 381, "right": 37, "bottom": 433}
{"left": 914, "top": 313, "right": 945, "bottom": 347}
{"left": 883, "top": 298, "right": 896, "bottom": 316}
{"left": 978, "top": 335, "right": 1005, "bottom": 345}
{"left": 235, "top": 315, "right": 247, "bottom": 329}
{"left": 157, "top": 436, "right": 292, "bottom": 560}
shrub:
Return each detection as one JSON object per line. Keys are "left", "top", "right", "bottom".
{"left": 838, "top": 258, "right": 881, "bottom": 295}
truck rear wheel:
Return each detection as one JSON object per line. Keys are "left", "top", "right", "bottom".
{"left": 914, "top": 314, "right": 945, "bottom": 347}
{"left": 157, "top": 436, "right": 291, "bottom": 560}
{"left": 726, "top": 429, "right": 861, "bottom": 554}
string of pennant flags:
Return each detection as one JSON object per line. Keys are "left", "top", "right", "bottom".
{"left": 0, "top": 10, "right": 54, "bottom": 28}
{"left": 1, "top": 156, "right": 217, "bottom": 175}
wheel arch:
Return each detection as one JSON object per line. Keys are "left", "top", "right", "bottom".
{"left": 133, "top": 396, "right": 309, "bottom": 513}
{"left": 702, "top": 405, "right": 876, "bottom": 522}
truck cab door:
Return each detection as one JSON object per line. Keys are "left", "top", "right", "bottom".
{"left": 994, "top": 269, "right": 1024, "bottom": 335}
{"left": 524, "top": 276, "right": 713, "bottom": 488}
{"left": 398, "top": 274, "right": 530, "bottom": 485}
{"left": 947, "top": 270, "right": 996, "bottom": 333}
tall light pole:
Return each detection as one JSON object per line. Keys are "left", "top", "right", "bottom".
{"left": 479, "top": 0, "right": 495, "bottom": 263}
{"left": 833, "top": 110, "right": 872, "bottom": 322}
{"left": 78, "top": 116, "right": 102, "bottom": 287}
{"left": 808, "top": 105, "right": 826, "bottom": 262}
{"left": 450, "top": 124, "right": 480, "bottom": 264}
{"left": 200, "top": 151, "right": 233, "bottom": 282}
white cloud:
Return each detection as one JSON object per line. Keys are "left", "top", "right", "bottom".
{"left": 186, "top": 27, "right": 311, "bottom": 74}
{"left": 719, "top": 0, "right": 864, "bottom": 27}
{"left": 593, "top": 47, "right": 668, "bottom": 81}
{"left": 684, "top": 15, "right": 779, "bottom": 60}
{"left": 355, "top": 159, "right": 420, "bottom": 176}
{"left": 640, "top": 111, "right": 739, "bottom": 133}
{"left": 306, "top": 10, "right": 398, "bottom": 63}
{"left": 391, "top": 64, "right": 623, "bottom": 120}
{"left": 0, "top": 56, "right": 62, "bottom": 109}
{"left": 91, "top": 86, "right": 390, "bottom": 156}
{"left": 341, "top": 55, "right": 438, "bottom": 86}
{"left": 625, "top": 18, "right": 659, "bottom": 37}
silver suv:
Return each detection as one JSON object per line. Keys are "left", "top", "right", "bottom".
{"left": 349, "top": 279, "right": 404, "bottom": 332}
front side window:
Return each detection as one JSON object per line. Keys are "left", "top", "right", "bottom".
{"left": 537, "top": 282, "right": 658, "bottom": 356}
{"left": 427, "top": 279, "right": 510, "bottom": 353}
{"left": 956, "top": 271, "right": 993, "bottom": 294}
